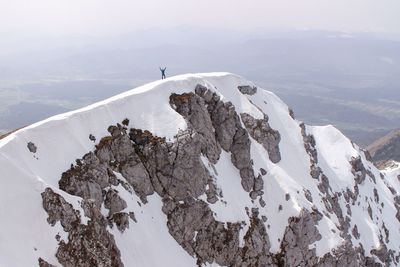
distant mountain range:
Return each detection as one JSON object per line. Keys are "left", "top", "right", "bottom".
{"left": 0, "top": 30, "right": 399, "bottom": 147}
{"left": 367, "top": 129, "right": 400, "bottom": 164}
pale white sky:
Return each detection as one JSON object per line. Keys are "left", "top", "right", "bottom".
{"left": 1, "top": 0, "right": 399, "bottom": 36}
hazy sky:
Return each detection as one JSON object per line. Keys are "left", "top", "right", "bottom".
{"left": 1, "top": 0, "right": 400, "bottom": 36}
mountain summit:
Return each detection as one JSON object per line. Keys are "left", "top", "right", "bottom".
{"left": 0, "top": 73, "right": 399, "bottom": 266}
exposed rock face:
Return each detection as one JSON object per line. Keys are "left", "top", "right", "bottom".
{"left": 41, "top": 188, "right": 80, "bottom": 232}
{"left": 169, "top": 92, "right": 221, "bottom": 164}
{"left": 41, "top": 188, "right": 123, "bottom": 267}
{"left": 350, "top": 156, "right": 367, "bottom": 184}
{"left": 300, "top": 122, "right": 321, "bottom": 179}
{"left": 163, "top": 198, "right": 242, "bottom": 266}
{"left": 299, "top": 122, "right": 399, "bottom": 266}
{"left": 104, "top": 189, "right": 127, "bottom": 216}
{"left": 300, "top": 123, "right": 352, "bottom": 242}
{"left": 238, "top": 85, "right": 257, "bottom": 95}
{"left": 241, "top": 112, "right": 281, "bottom": 163}
{"left": 288, "top": 108, "right": 295, "bottom": 119}
{"left": 27, "top": 141, "right": 37, "bottom": 153}
{"left": 194, "top": 85, "right": 257, "bottom": 193}
{"left": 38, "top": 258, "right": 56, "bottom": 267}
{"left": 277, "top": 209, "right": 322, "bottom": 266}
{"left": 39, "top": 83, "right": 389, "bottom": 267}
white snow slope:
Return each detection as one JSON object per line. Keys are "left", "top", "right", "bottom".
{"left": 0, "top": 73, "right": 399, "bottom": 266}
{"left": 382, "top": 161, "right": 400, "bottom": 190}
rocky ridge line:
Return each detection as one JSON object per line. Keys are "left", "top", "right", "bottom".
{"left": 39, "top": 84, "right": 388, "bottom": 266}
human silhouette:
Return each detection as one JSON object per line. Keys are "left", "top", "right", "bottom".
{"left": 159, "top": 67, "right": 166, "bottom": 79}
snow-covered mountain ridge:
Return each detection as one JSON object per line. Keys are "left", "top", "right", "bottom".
{"left": 0, "top": 73, "right": 399, "bottom": 266}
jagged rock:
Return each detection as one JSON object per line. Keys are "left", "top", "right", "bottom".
{"left": 288, "top": 108, "right": 295, "bottom": 119}
{"left": 145, "top": 133, "right": 209, "bottom": 199}
{"left": 59, "top": 152, "right": 113, "bottom": 208}
{"left": 304, "top": 189, "right": 313, "bottom": 203}
{"left": 233, "top": 131, "right": 256, "bottom": 192}
{"left": 27, "top": 141, "right": 37, "bottom": 153}
{"left": 310, "top": 165, "right": 322, "bottom": 179}
{"left": 346, "top": 203, "right": 352, "bottom": 216}
{"left": 367, "top": 169, "right": 377, "bottom": 184}
{"left": 238, "top": 85, "right": 257, "bottom": 95}
{"left": 394, "top": 196, "right": 400, "bottom": 223}
{"left": 236, "top": 214, "right": 271, "bottom": 267}
{"left": 41, "top": 188, "right": 80, "bottom": 232}
{"left": 350, "top": 156, "right": 367, "bottom": 184}
{"left": 111, "top": 212, "right": 130, "bottom": 232}
{"left": 104, "top": 189, "right": 127, "bottom": 216}
{"left": 120, "top": 159, "right": 153, "bottom": 201}
{"left": 238, "top": 170, "right": 255, "bottom": 193}
{"left": 195, "top": 86, "right": 257, "bottom": 193}
{"left": 56, "top": 220, "right": 123, "bottom": 267}
{"left": 352, "top": 225, "right": 360, "bottom": 239}
{"left": 36, "top": 84, "right": 396, "bottom": 267}
{"left": 374, "top": 188, "right": 380, "bottom": 203}
{"left": 254, "top": 175, "right": 264, "bottom": 192}
{"left": 318, "top": 241, "right": 376, "bottom": 266}
{"left": 368, "top": 204, "right": 373, "bottom": 220}
{"left": 170, "top": 92, "right": 221, "bottom": 164}
{"left": 89, "top": 134, "right": 96, "bottom": 142}
{"left": 278, "top": 209, "right": 322, "bottom": 267}
{"left": 382, "top": 223, "right": 389, "bottom": 244}
{"left": 229, "top": 129, "right": 252, "bottom": 170}
{"left": 259, "top": 197, "right": 266, "bottom": 207}
{"left": 42, "top": 188, "right": 123, "bottom": 267}
{"left": 163, "top": 198, "right": 241, "bottom": 266}
{"left": 250, "top": 190, "right": 262, "bottom": 200}
{"left": 240, "top": 112, "right": 281, "bottom": 163}
{"left": 129, "top": 212, "right": 137, "bottom": 223}
{"left": 121, "top": 118, "right": 129, "bottom": 126}
{"left": 205, "top": 180, "right": 219, "bottom": 204}
{"left": 371, "top": 242, "right": 394, "bottom": 266}
{"left": 38, "top": 258, "right": 56, "bottom": 267}
{"left": 300, "top": 123, "right": 317, "bottom": 162}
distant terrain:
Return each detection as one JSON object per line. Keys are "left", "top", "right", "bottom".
{"left": 1, "top": 29, "right": 399, "bottom": 147}
{"left": 367, "top": 129, "right": 400, "bottom": 164}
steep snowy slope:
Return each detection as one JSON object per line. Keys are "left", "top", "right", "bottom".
{"left": 382, "top": 161, "right": 400, "bottom": 189}
{"left": 0, "top": 73, "right": 399, "bottom": 267}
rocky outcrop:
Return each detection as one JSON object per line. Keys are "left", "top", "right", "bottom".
{"left": 300, "top": 122, "right": 321, "bottom": 179}
{"left": 276, "top": 209, "right": 322, "bottom": 266}
{"left": 300, "top": 123, "right": 356, "bottom": 243}
{"left": 241, "top": 112, "right": 281, "bottom": 163}
{"left": 27, "top": 141, "right": 37, "bottom": 153}
{"left": 163, "top": 198, "right": 243, "bottom": 266}
{"left": 238, "top": 85, "right": 257, "bottom": 95}
{"left": 169, "top": 92, "right": 221, "bottom": 164}
{"left": 193, "top": 85, "right": 257, "bottom": 193}
{"left": 38, "top": 258, "right": 56, "bottom": 267}
{"left": 350, "top": 156, "right": 367, "bottom": 184}
{"left": 104, "top": 189, "right": 127, "bottom": 216}
{"left": 41, "top": 188, "right": 81, "bottom": 232}
{"left": 41, "top": 188, "right": 123, "bottom": 267}
{"left": 39, "top": 83, "right": 388, "bottom": 267}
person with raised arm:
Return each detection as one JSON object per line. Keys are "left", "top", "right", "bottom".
{"left": 159, "top": 67, "right": 166, "bottom": 79}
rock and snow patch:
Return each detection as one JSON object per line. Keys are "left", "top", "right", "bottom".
{"left": 0, "top": 73, "right": 398, "bottom": 266}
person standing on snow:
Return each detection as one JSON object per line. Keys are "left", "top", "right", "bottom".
{"left": 159, "top": 67, "right": 166, "bottom": 79}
